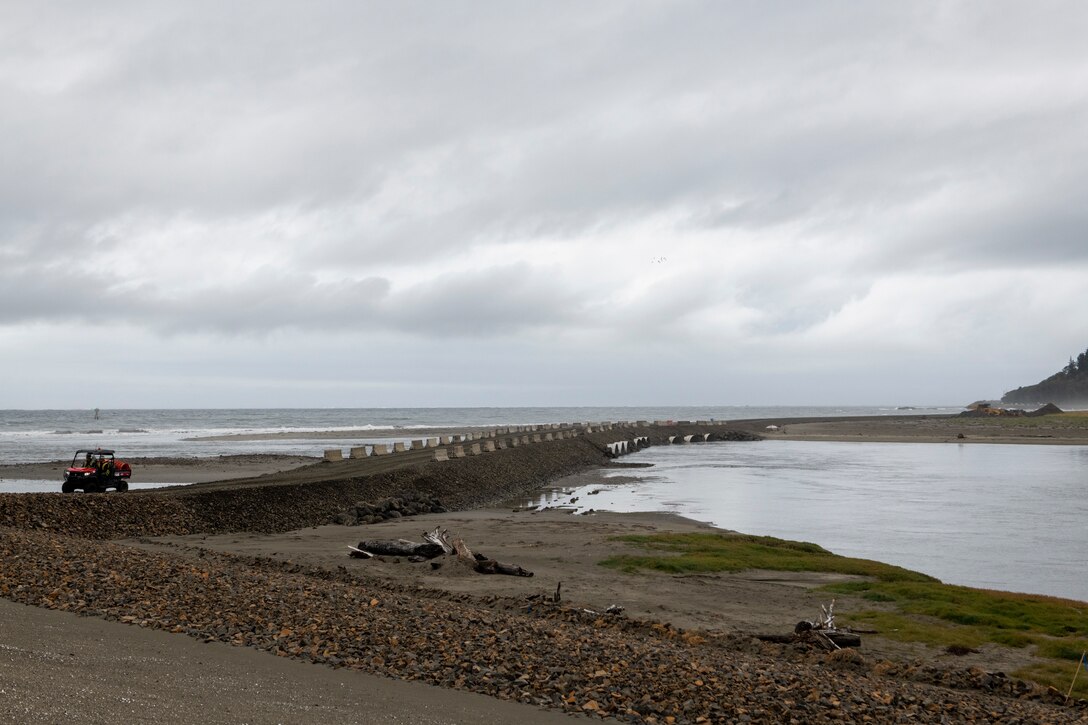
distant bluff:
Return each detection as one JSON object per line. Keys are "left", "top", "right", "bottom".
{"left": 1002, "top": 346, "right": 1088, "bottom": 407}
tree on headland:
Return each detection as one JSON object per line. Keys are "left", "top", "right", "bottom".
{"left": 1002, "top": 345, "right": 1088, "bottom": 406}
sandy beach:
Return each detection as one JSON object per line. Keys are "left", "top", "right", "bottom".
{"left": 729, "top": 413, "right": 1088, "bottom": 445}
{"left": 1, "top": 419, "right": 1085, "bottom": 723}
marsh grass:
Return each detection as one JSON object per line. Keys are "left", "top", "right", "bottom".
{"left": 601, "top": 532, "right": 935, "bottom": 582}
{"left": 604, "top": 532, "right": 1088, "bottom": 697}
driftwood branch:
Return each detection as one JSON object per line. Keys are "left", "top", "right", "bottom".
{"left": 754, "top": 600, "right": 861, "bottom": 649}
{"left": 452, "top": 536, "right": 533, "bottom": 577}
{"left": 422, "top": 527, "right": 455, "bottom": 555}
{"left": 347, "top": 545, "right": 374, "bottom": 559}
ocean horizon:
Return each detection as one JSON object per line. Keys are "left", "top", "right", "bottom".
{"left": 0, "top": 405, "right": 960, "bottom": 464}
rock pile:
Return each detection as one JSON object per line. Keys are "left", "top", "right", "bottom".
{"left": 332, "top": 492, "right": 447, "bottom": 526}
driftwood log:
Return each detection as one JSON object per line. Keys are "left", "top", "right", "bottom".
{"left": 354, "top": 539, "right": 445, "bottom": 559}
{"left": 451, "top": 536, "right": 534, "bottom": 577}
{"left": 756, "top": 629, "right": 862, "bottom": 649}
{"left": 348, "top": 528, "right": 533, "bottom": 576}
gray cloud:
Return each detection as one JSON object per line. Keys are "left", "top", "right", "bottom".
{"left": 3, "top": 1, "right": 1088, "bottom": 405}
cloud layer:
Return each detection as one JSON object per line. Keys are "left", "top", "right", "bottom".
{"left": 3, "top": 2, "right": 1087, "bottom": 407}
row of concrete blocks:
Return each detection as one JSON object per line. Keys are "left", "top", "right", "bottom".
{"left": 431, "top": 427, "right": 582, "bottom": 461}
{"left": 323, "top": 427, "right": 584, "bottom": 462}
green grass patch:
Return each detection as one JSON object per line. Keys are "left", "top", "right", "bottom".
{"left": 600, "top": 532, "right": 935, "bottom": 582}
{"left": 824, "top": 581, "right": 1088, "bottom": 639}
{"left": 605, "top": 531, "right": 1088, "bottom": 695}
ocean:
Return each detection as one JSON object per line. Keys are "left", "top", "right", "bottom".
{"left": 0, "top": 405, "right": 954, "bottom": 464}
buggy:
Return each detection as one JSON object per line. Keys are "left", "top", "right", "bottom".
{"left": 62, "top": 448, "right": 132, "bottom": 493}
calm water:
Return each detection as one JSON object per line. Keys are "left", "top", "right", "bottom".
{"left": 540, "top": 441, "right": 1088, "bottom": 602}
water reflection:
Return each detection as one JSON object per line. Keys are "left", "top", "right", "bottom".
{"left": 546, "top": 441, "right": 1088, "bottom": 602}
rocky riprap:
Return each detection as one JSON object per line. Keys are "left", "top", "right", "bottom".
{"left": 0, "top": 436, "right": 609, "bottom": 539}
{"left": 332, "top": 492, "right": 447, "bottom": 526}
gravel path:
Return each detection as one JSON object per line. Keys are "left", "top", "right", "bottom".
{"left": 0, "top": 597, "right": 576, "bottom": 725}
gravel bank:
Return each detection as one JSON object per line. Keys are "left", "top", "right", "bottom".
{"left": 1, "top": 527, "right": 1081, "bottom": 724}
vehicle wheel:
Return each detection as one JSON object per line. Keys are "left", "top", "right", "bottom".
{"left": 115, "top": 481, "right": 128, "bottom": 492}
{"left": 61, "top": 480, "right": 75, "bottom": 493}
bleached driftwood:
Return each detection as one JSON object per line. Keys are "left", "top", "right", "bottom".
{"left": 422, "top": 527, "right": 455, "bottom": 555}
{"left": 755, "top": 600, "right": 861, "bottom": 649}
{"left": 348, "top": 545, "right": 374, "bottom": 559}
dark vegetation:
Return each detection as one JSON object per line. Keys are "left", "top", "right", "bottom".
{"left": 1003, "top": 345, "right": 1088, "bottom": 407}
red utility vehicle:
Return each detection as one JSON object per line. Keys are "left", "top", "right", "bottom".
{"left": 62, "top": 448, "right": 132, "bottom": 493}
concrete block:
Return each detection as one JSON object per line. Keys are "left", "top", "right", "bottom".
{"left": 426, "top": 437, "right": 439, "bottom": 448}
{"left": 349, "top": 446, "right": 369, "bottom": 459}
{"left": 440, "top": 435, "right": 453, "bottom": 445}
{"left": 531, "top": 434, "right": 542, "bottom": 443}
{"left": 469, "top": 443, "right": 482, "bottom": 455}
{"left": 451, "top": 445, "right": 465, "bottom": 458}
{"left": 508, "top": 437, "right": 519, "bottom": 447}
{"left": 496, "top": 439, "right": 507, "bottom": 450}
{"left": 412, "top": 439, "right": 426, "bottom": 450}
{"left": 637, "top": 420, "right": 649, "bottom": 427}
{"left": 324, "top": 449, "right": 343, "bottom": 462}
{"left": 393, "top": 442, "right": 408, "bottom": 452}
{"left": 372, "top": 444, "right": 390, "bottom": 456}
{"left": 544, "top": 433, "right": 553, "bottom": 441}
{"left": 433, "top": 448, "right": 449, "bottom": 462}
{"left": 482, "top": 440, "right": 496, "bottom": 452}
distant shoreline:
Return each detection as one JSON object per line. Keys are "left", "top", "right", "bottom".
{"left": 726, "top": 413, "right": 1088, "bottom": 446}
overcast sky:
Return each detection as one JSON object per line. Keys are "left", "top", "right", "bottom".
{"left": 2, "top": 1, "right": 1086, "bottom": 408}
